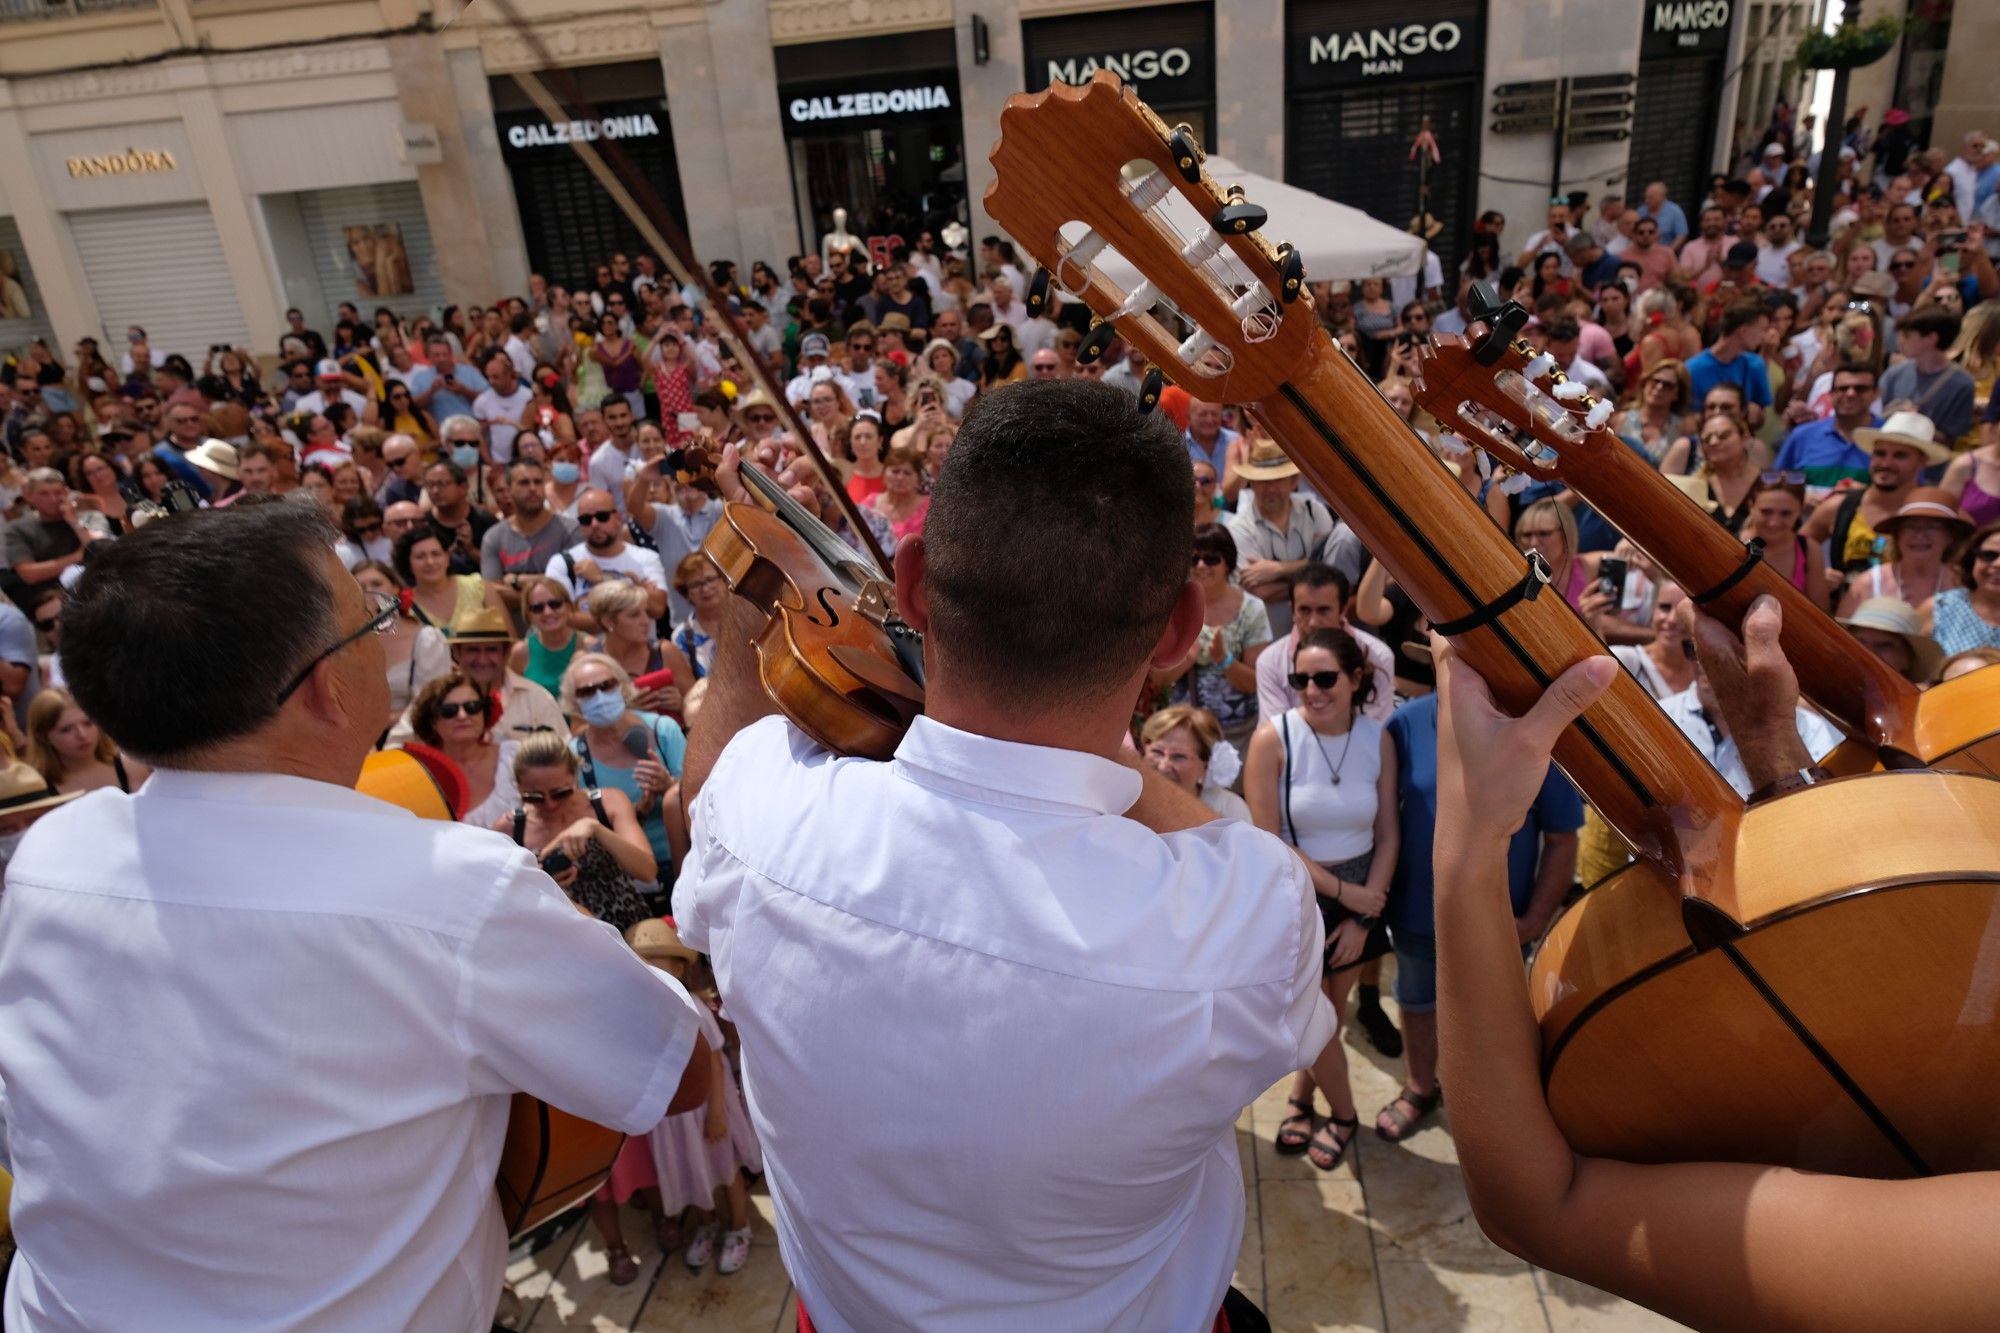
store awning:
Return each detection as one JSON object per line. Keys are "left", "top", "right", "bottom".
{"left": 1083, "top": 154, "right": 1428, "bottom": 289}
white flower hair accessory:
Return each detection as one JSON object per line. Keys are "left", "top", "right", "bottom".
{"left": 1203, "top": 737, "right": 1242, "bottom": 791}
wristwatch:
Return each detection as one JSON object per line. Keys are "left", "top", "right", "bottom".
{"left": 1746, "top": 765, "right": 1834, "bottom": 805}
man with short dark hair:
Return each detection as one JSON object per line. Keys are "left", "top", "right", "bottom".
{"left": 6, "top": 468, "right": 96, "bottom": 604}
{"left": 0, "top": 502, "right": 710, "bottom": 1330}
{"left": 1880, "top": 306, "right": 1976, "bottom": 445}
{"left": 1678, "top": 205, "right": 1732, "bottom": 287}
{"left": 421, "top": 458, "right": 496, "bottom": 576}
{"left": 679, "top": 381, "right": 1334, "bottom": 1329}
{"left": 1685, "top": 299, "right": 1772, "bottom": 427}
{"left": 482, "top": 457, "right": 578, "bottom": 620}
{"left": 1776, "top": 362, "right": 1881, "bottom": 493}
{"left": 588, "top": 396, "right": 638, "bottom": 510}
{"left": 1622, "top": 216, "right": 1677, "bottom": 291}
{"left": 638, "top": 477, "right": 724, "bottom": 625}
{"left": 152, "top": 394, "right": 214, "bottom": 499}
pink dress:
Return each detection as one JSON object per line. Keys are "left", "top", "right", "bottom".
{"left": 647, "top": 1002, "right": 762, "bottom": 1212}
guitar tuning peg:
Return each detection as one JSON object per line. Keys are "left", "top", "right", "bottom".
{"left": 1137, "top": 366, "right": 1165, "bottom": 415}
{"left": 1025, "top": 267, "right": 1052, "bottom": 318}
{"left": 1276, "top": 243, "right": 1307, "bottom": 303}
{"left": 1167, "top": 124, "right": 1204, "bottom": 184}
{"left": 1077, "top": 320, "right": 1118, "bottom": 365}
{"left": 1210, "top": 193, "right": 1268, "bottom": 237}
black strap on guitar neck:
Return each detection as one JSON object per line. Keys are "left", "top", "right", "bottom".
{"left": 1429, "top": 551, "right": 1553, "bottom": 637}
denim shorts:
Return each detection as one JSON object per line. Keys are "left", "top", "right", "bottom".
{"left": 1388, "top": 926, "right": 1437, "bottom": 1014}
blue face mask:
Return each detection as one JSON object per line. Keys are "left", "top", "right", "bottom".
{"left": 551, "top": 461, "right": 580, "bottom": 485}
{"left": 577, "top": 688, "right": 625, "bottom": 727}
{"left": 451, "top": 444, "right": 481, "bottom": 470}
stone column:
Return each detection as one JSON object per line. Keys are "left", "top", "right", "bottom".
{"left": 0, "top": 93, "right": 100, "bottom": 353}
{"left": 1215, "top": 0, "right": 1284, "bottom": 174}
{"left": 386, "top": 32, "right": 505, "bottom": 307}
{"left": 956, "top": 0, "right": 1025, "bottom": 249}
{"left": 173, "top": 83, "right": 287, "bottom": 352}
{"left": 445, "top": 45, "right": 531, "bottom": 299}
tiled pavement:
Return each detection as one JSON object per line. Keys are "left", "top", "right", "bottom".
{"left": 510, "top": 993, "right": 1687, "bottom": 1333}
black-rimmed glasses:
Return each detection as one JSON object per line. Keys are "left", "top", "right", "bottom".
{"left": 273, "top": 589, "right": 397, "bottom": 705}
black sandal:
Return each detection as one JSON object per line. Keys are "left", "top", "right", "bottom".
{"left": 1307, "top": 1112, "right": 1358, "bottom": 1172}
{"left": 1273, "top": 1095, "right": 1316, "bottom": 1155}
{"left": 1374, "top": 1086, "right": 1443, "bottom": 1142}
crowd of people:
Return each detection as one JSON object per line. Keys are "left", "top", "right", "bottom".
{"left": 1, "top": 108, "right": 1998, "bottom": 1325}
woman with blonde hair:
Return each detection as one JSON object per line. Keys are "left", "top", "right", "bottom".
{"left": 1139, "top": 704, "right": 1250, "bottom": 821}
{"left": 585, "top": 578, "right": 691, "bottom": 716}
{"left": 26, "top": 689, "right": 149, "bottom": 795}
{"left": 496, "top": 731, "right": 654, "bottom": 929}
{"left": 1611, "top": 359, "right": 1694, "bottom": 464}
{"left": 1661, "top": 409, "right": 1761, "bottom": 532}
{"left": 509, "top": 574, "right": 581, "bottom": 701}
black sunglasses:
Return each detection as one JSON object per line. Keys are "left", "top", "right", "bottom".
{"left": 1288, "top": 671, "right": 1346, "bottom": 690}
{"left": 528, "top": 599, "right": 566, "bottom": 614}
{"left": 437, "top": 697, "right": 489, "bottom": 719}
{"left": 351, "top": 522, "right": 383, "bottom": 537}
{"left": 520, "top": 786, "right": 575, "bottom": 805}
{"left": 573, "top": 678, "right": 622, "bottom": 699}
{"left": 1976, "top": 549, "right": 2000, "bottom": 563}
{"left": 1192, "top": 552, "right": 1226, "bottom": 567}
{"left": 34, "top": 616, "right": 58, "bottom": 632}
{"left": 577, "top": 510, "right": 619, "bottom": 525}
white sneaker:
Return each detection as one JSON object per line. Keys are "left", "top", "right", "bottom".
{"left": 717, "top": 1226, "right": 752, "bottom": 1276}
{"left": 683, "top": 1222, "right": 717, "bottom": 1270}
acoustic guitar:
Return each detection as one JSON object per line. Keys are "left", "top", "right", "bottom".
{"left": 355, "top": 749, "right": 624, "bottom": 1237}
{"left": 984, "top": 73, "right": 2000, "bottom": 1175}
{"left": 1411, "top": 318, "right": 2000, "bottom": 778}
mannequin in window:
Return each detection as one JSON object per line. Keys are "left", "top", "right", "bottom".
{"left": 821, "top": 207, "right": 859, "bottom": 268}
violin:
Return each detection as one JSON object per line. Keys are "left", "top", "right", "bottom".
{"left": 985, "top": 72, "right": 2000, "bottom": 1176}
{"left": 688, "top": 447, "right": 925, "bottom": 761}
{"left": 1411, "top": 313, "right": 2000, "bottom": 777}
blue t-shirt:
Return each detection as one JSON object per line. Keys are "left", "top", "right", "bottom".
{"left": 1773, "top": 415, "right": 1875, "bottom": 490}
{"left": 1638, "top": 200, "right": 1689, "bottom": 248}
{"left": 405, "top": 361, "right": 488, "bottom": 425}
{"left": 569, "top": 709, "right": 686, "bottom": 869}
{"left": 1684, "top": 347, "right": 1771, "bottom": 409}
{"left": 1383, "top": 694, "right": 1584, "bottom": 938}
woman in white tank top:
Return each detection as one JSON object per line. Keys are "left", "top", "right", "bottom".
{"left": 1245, "top": 628, "right": 1401, "bottom": 1174}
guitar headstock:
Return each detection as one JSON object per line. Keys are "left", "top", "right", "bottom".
{"left": 984, "top": 73, "right": 1317, "bottom": 402}
{"left": 1412, "top": 315, "right": 1621, "bottom": 485}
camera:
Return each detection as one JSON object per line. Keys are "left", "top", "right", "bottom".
{"left": 539, "top": 849, "right": 573, "bottom": 876}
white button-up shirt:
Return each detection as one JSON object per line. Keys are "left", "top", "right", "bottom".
{"left": 1657, "top": 688, "right": 1843, "bottom": 796}
{"left": 0, "top": 769, "right": 702, "bottom": 1333}
{"left": 680, "top": 716, "right": 1334, "bottom": 1332}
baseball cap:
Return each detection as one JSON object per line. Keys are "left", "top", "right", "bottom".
{"left": 314, "top": 358, "right": 344, "bottom": 381}
{"left": 1725, "top": 241, "right": 1759, "bottom": 267}
{"left": 799, "top": 332, "right": 831, "bottom": 359}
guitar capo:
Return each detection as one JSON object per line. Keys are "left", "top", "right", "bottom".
{"left": 1430, "top": 551, "right": 1552, "bottom": 637}
{"left": 1467, "top": 281, "right": 1531, "bottom": 367}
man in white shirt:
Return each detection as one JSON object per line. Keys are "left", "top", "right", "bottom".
{"left": 293, "top": 359, "right": 369, "bottom": 419}
{"left": 587, "top": 396, "right": 639, "bottom": 511}
{"left": 0, "top": 501, "right": 710, "bottom": 1332}
{"left": 472, "top": 352, "right": 533, "bottom": 466}
{"left": 1256, "top": 564, "right": 1395, "bottom": 725}
{"left": 1658, "top": 671, "right": 1841, "bottom": 796}
{"left": 1755, "top": 213, "right": 1802, "bottom": 288}
{"left": 679, "top": 382, "right": 1337, "bottom": 1332}
{"left": 545, "top": 488, "right": 667, "bottom": 618}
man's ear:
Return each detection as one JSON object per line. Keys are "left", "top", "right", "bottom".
{"left": 1151, "top": 580, "right": 1205, "bottom": 670}
{"left": 893, "top": 536, "right": 930, "bottom": 633}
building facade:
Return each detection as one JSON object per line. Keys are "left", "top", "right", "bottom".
{"left": 0, "top": 0, "right": 1989, "bottom": 362}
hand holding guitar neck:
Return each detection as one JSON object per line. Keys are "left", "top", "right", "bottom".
{"left": 1678, "top": 595, "right": 1813, "bottom": 791}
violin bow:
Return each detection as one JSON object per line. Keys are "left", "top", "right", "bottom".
{"left": 474, "top": 0, "right": 892, "bottom": 574}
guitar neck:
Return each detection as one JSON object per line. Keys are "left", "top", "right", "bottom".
{"left": 1257, "top": 336, "right": 1741, "bottom": 876}
{"left": 1534, "top": 429, "right": 1920, "bottom": 755}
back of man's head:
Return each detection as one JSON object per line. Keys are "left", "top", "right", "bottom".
{"left": 64, "top": 503, "right": 340, "bottom": 765}
{"left": 925, "top": 380, "right": 1191, "bottom": 711}
{"left": 1719, "top": 298, "right": 1765, "bottom": 339}
{"left": 1898, "top": 305, "right": 1960, "bottom": 348}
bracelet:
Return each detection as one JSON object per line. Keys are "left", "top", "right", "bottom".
{"left": 1219, "top": 651, "right": 1236, "bottom": 671}
{"left": 1332, "top": 880, "right": 1344, "bottom": 907}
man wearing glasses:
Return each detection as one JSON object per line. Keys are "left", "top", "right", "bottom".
{"left": 545, "top": 487, "right": 667, "bottom": 620}
{"left": 0, "top": 502, "right": 712, "bottom": 1329}
{"left": 1775, "top": 362, "right": 1880, "bottom": 495}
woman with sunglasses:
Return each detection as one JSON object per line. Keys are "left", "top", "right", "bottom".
{"left": 1189, "top": 460, "right": 1224, "bottom": 529}
{"left": 498, "top": 730, "right": 654, "bottom": 928}
{"left": 410, "top": 671, "right": 517, "bottom": 826}
{"left": 1746, "top": 473, "right": 1829, "bottom": 606}
{"left": 378, "top": 377, "right": 437, "bottom": 449}
{"left": 1157, "top": 524, "right": 1272, "bottom": 762}
{"left": 1243, "top": 627, "right": 1399, "bottom": 1173}
{"left": 561, "top": 653, "right": 687, "bottom": 909}
{"left": 1666, "top": 409, "right": 1761, "bottom": 532}
{"left": 977, "top": 323, "right": 1024, "bottom": 388}
{"left": 510, "top": 574, "right": 581, "bottom": 700}
{"left": 1838, "top": 489, "right": 1970, "bottom": 616}
{"left": 1925, "top": 520, "right": 2000, "bottom": 654}
{"left": 1611, "top": 360, "right": 1692, "bottom": 465}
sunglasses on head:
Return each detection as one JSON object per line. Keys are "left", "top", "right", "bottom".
{"left": 437, "top": 697, "right": 489, "bottom": 720}
{"left": 520, "top": 786, "right": 575, "bottom": 805}
{"left": 578, "top": 510, "right": 619, "bottom": 525}
{"left": 1192, "top": 552, "right": 1226, "bottom": 567}
{"left": 1288, "top": 671, "right": 1345, "bottom": 691}
{"left": 573, "top": 678, "right": 622, "bottom": 699}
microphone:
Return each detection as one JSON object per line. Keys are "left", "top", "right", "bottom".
{"left": 621, "top": 724, "right": 654, "bottom": 762}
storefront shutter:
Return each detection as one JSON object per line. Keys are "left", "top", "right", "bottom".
{"left": 69, "top": 203, "right": 248, "bottom": 359}
{"left": 296, "top": 182, "right": 447, "bottom": 327}
{"left": 0, "top": 216, "right": 57, "bottom": 351}
{"left": 1628, "top": 57, "right": 1722, "bottom": 218}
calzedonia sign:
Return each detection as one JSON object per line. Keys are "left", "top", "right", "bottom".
{"left": 779, "top": 72, "right": 961, "bottom": 135}
{"left": 787, "top": 85, "right": 953, "bottom": 123}
{"left": 1288, "top": 0, "right": 1484, "bottom": 89}
{"left": 1640, "top": 0, "right": 1734, "bottom": 58}
{"left": 504, "top": 113, "right": 661, "bottom": 149}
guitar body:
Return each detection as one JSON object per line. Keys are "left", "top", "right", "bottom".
{"left": 1534, "top": 771, "right": 2000, "bottom": 1176}
{"left": 356, "top": 749, "right": 626, "bottom": 1238}
{"left": 1822, "top": 665, "right": 2000, "bottom": 777}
